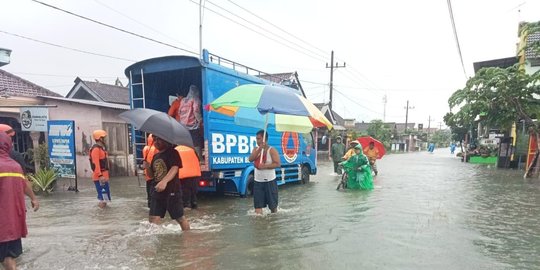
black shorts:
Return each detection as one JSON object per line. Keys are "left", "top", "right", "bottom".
{"left": 149, "top": 192, "right": 184, "bottom": 220}
{"left": 253, "top": 180, "right": 278, "bottom": 210}
{"left": 0, "top": 239, "right": 22, "bottom": 262}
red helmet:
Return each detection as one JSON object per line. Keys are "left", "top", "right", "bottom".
{"left": 0, "top": 124, "right": 15, "bottom": 137}
{"left": 92, "top": 130, "right": 107, "bottom": 140}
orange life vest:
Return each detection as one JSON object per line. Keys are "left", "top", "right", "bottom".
{"left": 175, "top": 145, "right": 201, "bottom": 179}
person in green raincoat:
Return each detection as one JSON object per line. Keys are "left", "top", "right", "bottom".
{"left": 339, "top": 144, "right": 374, "bottom": 190}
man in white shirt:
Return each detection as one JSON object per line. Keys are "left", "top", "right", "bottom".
{"left": 249, "top": 130, "right": 281, "bottom": 214}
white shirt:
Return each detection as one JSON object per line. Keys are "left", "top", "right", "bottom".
{"left": 254, "top": 146, "right": 276, "bottom": 182}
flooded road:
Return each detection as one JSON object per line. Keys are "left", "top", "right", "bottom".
{"left": 19, "top": 149, "right": 540, "bottom": 269}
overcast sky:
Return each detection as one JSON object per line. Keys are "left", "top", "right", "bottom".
{"left": 2, "top": 0, "right": 539, "bottom": 127}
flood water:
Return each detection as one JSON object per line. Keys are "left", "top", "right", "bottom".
{"left": 18, "top": 148, "right": 540, "bottom": 269}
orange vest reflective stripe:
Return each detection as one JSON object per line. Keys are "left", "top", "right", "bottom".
{"left": 175, "top": 145, "right": 201, "bottom": 179}
{"left": 0, "top": 172, "right": 26, "bottom": 179}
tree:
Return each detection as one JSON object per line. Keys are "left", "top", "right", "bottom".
{"left": 430, "top": 129, "right": 451, "bottom": 147}
{"left": 366, "top": 120, "right": 392, "bottom": 149}
{"left": 446, "top": 65, "right": 540, "bottom": 177}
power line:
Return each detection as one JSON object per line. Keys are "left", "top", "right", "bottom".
{"left": 92, "top": 0, "right": 196, "bottom": 51}
{"left": 447, "top": 0, "right": 468, "bottom": 79}
{"left": 333, "top": 88, "right": 383, "bottom": 116}
{"left": 226, "top": 0, "right": 329, "bottom": 56}
{"left": 190, "top": 0, "right": 327, "bottom": 63}
{"left": 30, "top": 0, "right": 198, "bottom": 56}
{"left": 0, "top": 30, "right": 136, "bottom": 62}
{"left": 206, "top": 0, "right": 328, "bottom": 61}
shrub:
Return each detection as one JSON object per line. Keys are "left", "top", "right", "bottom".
{"left": 28, "top": 167, "right": 58, "bottom": 193}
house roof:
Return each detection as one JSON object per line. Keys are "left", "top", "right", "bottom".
{"left": 39, "top": 96, "right": 130, "bottom": 110}
{"left": 313, "top": 102, "right": 346, "bottom": 130}
{"left": 66, "top": 77, "right": 129, "bottom": 105}
{"left": 473, "top": 57, "right": 518, "bottom": 73}
{"left": 0, "top": 69, "right": 62, "bottom": 98}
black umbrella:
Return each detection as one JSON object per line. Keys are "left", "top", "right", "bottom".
{"left": 119, "top": 108, "right": 193, "bottom": 147}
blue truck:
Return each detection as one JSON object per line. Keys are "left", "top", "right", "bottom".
{"left": 125, "top": 50, "right": 319, "bottom": 196}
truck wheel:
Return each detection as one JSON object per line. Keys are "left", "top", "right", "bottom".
{"left": 300, "top": 166, "right": 310, "bottom": 184}
{"left": 242, "top": 173, "right": 254, "bottom": 197}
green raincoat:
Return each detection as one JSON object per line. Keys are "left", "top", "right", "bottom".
{"left": 340, "top": 152, "right": 374, "bottom": 190}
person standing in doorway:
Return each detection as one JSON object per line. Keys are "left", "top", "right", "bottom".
{"left": 168, "top": 85, "right": 203, "bottom": 159}
{"left": 249, "top": 130, "right": 281, "bottom": 215}
{"left": 0, "top": 132, "right": 39, "bottom": 270}
{"left": 142, "top": 134, "right": 157, "bottom": 208}
{"left": 331, "top": 136, "right": 346, "bottom": 175}
{"left": 149, "top": 136, "right": 190, "bottom": 230}
{"left": 175, "top": 145, "right": 201, "bottom": 210}
{"left": 90, "top": 129, "right": 111, "bottom": 209}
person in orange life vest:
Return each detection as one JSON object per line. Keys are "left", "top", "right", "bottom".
{"left": 175, "top": 145, "right": 201, "bottom": 210}
{"left": 142, "top": 134, "right": 157, "bottom": 208}
{"left": 90, "top": 129, "right": 111, "bottom": 209}
{"left": 0, "top": 132, "right": 39, "bottom": 270}
{"left": 168, "top": 95, "right": 182, "bottom": 121}
{"left": 167, "top": 85, "right": 203, "bottom": 157}
{"left": 0, "top": 124, "right": 32, "bottom": 173}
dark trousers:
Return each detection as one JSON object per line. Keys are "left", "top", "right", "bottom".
{"left": 181, "top": 177, "right": 198, "bottom": 209}
{"left": 333, "top": 161, "right": 342, "bottom": 174}
{"left": 146, "top": 180, "right": 156, "bottom": 208}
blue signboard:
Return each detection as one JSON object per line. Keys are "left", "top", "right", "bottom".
{"left": 47, "top": 120, "right": 76, "bottom": 179}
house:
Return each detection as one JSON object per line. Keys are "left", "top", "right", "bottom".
{"left": 0, "top": 69, "right": 133, "bottom": 177}
{"left": 518, "top": 21, "right": 540, "bottom": 74}
{"left": 66, "top": 77, "right": 129, "bottom": 105}
{"left": 0, "top": 69, "right": 62, "bottom": 155}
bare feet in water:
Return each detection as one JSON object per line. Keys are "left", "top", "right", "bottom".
{"left": 98, "top": 201, "right": 107, "bottom": 209}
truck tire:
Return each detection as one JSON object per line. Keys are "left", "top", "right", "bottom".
{"left": 241, "top": 173, "right": 255, "bottom": 198}
{"left": 300, "top": 165, "right": 310, "bottom": 184}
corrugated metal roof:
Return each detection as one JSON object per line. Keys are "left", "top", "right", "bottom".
{"left": 39, "top": 96, "right": 130, "bottom": 110}
{"left": 0, "top": 69, "right": 62, "bottom": 98}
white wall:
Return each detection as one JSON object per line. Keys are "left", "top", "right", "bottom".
{"left": 43, "top": 100, "right": 133, "bottom": 178}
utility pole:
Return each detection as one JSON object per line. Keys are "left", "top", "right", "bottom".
{"left": 427, "top": 115, "right": 432, "bottom": 141}
{"left": 383, "top": 94, "right": 387, "bottom": 122}
{"left": 199, "top": 0, "right": 203, "bottom": 58}
{"left": 325, "top": 51, "right": 346, "bottom": 112}
{"left": 404, "top": 100, "right": 415, "bottom": 132}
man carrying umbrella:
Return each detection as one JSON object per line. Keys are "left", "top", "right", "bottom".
{"left": 363, "top": 142, "right": 380, "bottom": 176}
{"left": 149, "top": 135, "right": 190, "bottom": 230}
{"left": 249, "top": 130, "right": 281, "bottom": 215}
